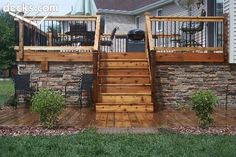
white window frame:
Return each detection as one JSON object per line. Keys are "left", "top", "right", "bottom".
{"left": 135, "top": 16, "right": 140, "bottom": 29}
{"left": 156, "top": 9, "right": 163, "bottom": 32}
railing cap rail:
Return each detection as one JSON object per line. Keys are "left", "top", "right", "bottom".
{"left": 150, "top": 16, "right": 225, "bottom": 22}
{"left": 14, "top": 15, "right": 97, "bottom": 21}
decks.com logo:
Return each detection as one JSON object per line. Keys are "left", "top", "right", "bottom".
{"left": 3, "top": 3, "right": 58, "bottom": 14}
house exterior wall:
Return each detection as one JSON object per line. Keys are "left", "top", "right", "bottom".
{"left": 103, "top": 14, "right": 135, "bottom": 34}
{"left": 138, "top": 2, "right": 188, "bottom": 30}
{"left": 102, "top": 1, "right": 208, "bottom": 34}
{"left": 156, "top": 63, "right": 236, "bottom": 108}
{"left": 224, "top": 0, "right": 236, "bottom": 64}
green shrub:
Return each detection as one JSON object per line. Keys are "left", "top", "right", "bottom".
{"left": 31, "top": 89, "right": 65, "bottom": 129}
{"left": 191, "top": 90, "right": 219, "bottom": 128}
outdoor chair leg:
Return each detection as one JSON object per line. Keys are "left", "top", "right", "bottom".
{"left": 78, "top": 91, "right": 83, "bottom": 109}
{"left": 13, "top": 94, "right": 17, "bottom": 110}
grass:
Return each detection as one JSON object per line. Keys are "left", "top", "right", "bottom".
{"left": 0, "top": 131, "right": 236, "bottom": 157}
{"left": 0, "top": 79, "right": 14, "bottom": 106}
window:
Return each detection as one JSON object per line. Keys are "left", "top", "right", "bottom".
{"left": 216, "top": 0, "right": 223, "bottom": 16}
{"left": 156, "top": 9, "right": 162, "bottom": 32}
{"left": 135, "top": 16, "right": 140, "bottom": 29}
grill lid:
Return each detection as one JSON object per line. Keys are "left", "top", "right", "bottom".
{"left": 127, "top": 29, "right": 145, "bottom": 41}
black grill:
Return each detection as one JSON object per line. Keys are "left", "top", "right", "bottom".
{"left": 127, "top": 29, "right": 145, "bottom": 41}
{"left": 126, "top": 29, "right": 145, "bottom": 52}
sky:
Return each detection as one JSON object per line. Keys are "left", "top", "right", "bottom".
{"left": 0, "top": 0, "right": 77, "bottom": 15}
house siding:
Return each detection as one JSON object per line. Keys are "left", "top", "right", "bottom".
{"left": 136, "top": 2, "right": 188, "bottom": 32}
{"left": 101, "top": 1, "right": 208, "bottom": 34}
{"left": 103, "top": 14, "right": 134, "bottom": 34}
{"left": 224, "top": 0, "right": 236, "bottom": 63}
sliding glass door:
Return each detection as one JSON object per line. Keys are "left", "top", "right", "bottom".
{"left": 207, "top": 0, "right": 223, "bottom": 47}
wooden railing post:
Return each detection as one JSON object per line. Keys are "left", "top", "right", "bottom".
{"left": 19, "top": 20, "right": 24, "bottom": 60}
{"left": 145, "top": 13, "right": 155, "bottom": 51}
{"left": 223, "top": 13, "right": 229, "bottom": 63}
{"left": 93, "top": 51, "right": 99, "bottom": 104}
{"left": 92, "top": 15, "right": 101, "bottom": 108}
{"left": 150, "top": 50, "right": 157, "bottom": 111}
{"left": 94, "top": 14, "right": 101, "bottom": 52}
{"left": 48, "top": 31, "right": 53, "bottom": 46}
{"left": 145, "top": 12, "right": 157, "bottom": 112}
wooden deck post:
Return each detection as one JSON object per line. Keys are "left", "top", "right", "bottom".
{"left": 19, "top": 20, "right": 24, "bottom": 60}
{"left": 41, "top": 61, "right": 49, "bottom": 72}
{"left": 39, "top": 31, "right": 53, "bottom": 72}
{"left": 48, "top": 32, "right": 53, "bottom": 46}
{"left": 92, "top": 14, "right": 101, "bottom": 107}
{"left": 145, "top": 12, "right": 158, "bottom": 112}
{"left": 223, "top": 13, "right": 229, "bottom": 63}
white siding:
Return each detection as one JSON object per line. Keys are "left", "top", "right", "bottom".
{"left": 224, "top": 0, "right": 236, "bottom": 63}
{"left": 104, "top": 14, "right": 134, "bottom": 34}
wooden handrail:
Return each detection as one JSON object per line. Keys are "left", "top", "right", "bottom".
{"left": 19, "top": 20, "right": 24, "bottom": 60}
{"left": 145, "top": 13, "right": 157, "bottom": 111}
{"left": 223, "top": 13, "right": 229, "bottom": 63}
{"left": 145, "top": 14, "right": 155, "bottom": 52}
{"left": 94, "top": 15, "right": 101, "bottom": 51}
{"left": 150, "top": 16, "right": 224, "bottom": 22}
{"left": 92, "top": 15, "right": 101, "bottom": 107}
{"left": 145, "top": 13, "right": 152, "bottom": 82}
{"left": 154, "top": 47, "right": 223, "bottom": 52}
{"left": 15, "top": 16, "right": 97, "bottom": 21}
{"left": 15, "top": 46, "right": 94, "bottom": 51}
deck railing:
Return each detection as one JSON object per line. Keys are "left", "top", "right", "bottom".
{"left": 145, "top": 14, "right": 229, "bottom": 111}
{"left": 100, "top": 34, "right": 127, "bottom": 52}
{"left": 14, "top": 16, "right": 101, "bottom": 70}
{"left": 15, "top": 16, "right": 101, "bottom": 58}
{"left": 145, "top": 15, "right": 228, "bottom": 63}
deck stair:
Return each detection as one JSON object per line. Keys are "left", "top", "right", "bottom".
{"left": 96, "top": 52, "right": 154, "bottom": 112}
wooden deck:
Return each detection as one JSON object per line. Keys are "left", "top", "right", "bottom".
{"left": 0, "top": 107, "right": 235, "bottom": 128}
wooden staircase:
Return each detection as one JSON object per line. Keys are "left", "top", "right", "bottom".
{"left": 96, "top": 52, "right": 154, "bottom": 112}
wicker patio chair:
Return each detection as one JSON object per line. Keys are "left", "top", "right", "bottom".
{"left": 12, "top": 74, "right": 37, "bottom": 108}
{"left": 65, "top": 74, "right": 94, "bottom": 108}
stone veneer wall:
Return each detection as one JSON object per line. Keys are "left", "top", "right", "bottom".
{"left": 18, "top": 62, "right": 236, "bottom": 108}
{"left": 17, "top": 62, "right": 93, "bottom": 105}
{"left": 156, "top": 63, "right": 236, "bottom": 108}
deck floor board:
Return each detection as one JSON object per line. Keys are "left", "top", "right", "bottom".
{"left": 0, "top": 107, "right": 235, "bottom": 128}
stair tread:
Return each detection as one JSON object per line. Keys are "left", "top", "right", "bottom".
{"left": 99, "top": 93, "right": 151, "bottom": 96}
{"left": 100, "top": 59, "right": 147, "bottom": 62}
{"left": 101, "top": 52, "right": 145, "bottom": 54}
{"left": 98, "top": 75, "right": 149, "bottom": 78}
{"left": 99, "top": 67, "right": 148, "bottom": 70}
{"left": 96, "top": 103, "right": 153, "bottom": 105}
{"left": 99, "top": 84, "right": 151, "bottom": 86}
{"left": 96, "top": 52, "right": 153, "bottom": 113}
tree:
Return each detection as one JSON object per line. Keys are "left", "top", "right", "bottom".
{"left": 0, "top": 10, "right": 15, "bottom": 69}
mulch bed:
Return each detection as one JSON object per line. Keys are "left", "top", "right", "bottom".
{"left": 97, "top": 127, "right": 236, "bottom": 135}
{"left": 0, "top": 126, "right": 85, "bottom": 137}
{"left": 0, "top": 126, "right": 236, "bottom": 136}
{"left": 171, "top": 126, "right": 236, "bottom": 135}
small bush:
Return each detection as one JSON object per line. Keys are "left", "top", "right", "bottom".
{"left": 191, "top": 90, "right": 219, "bottom": 128}
{"left": 31, "top": 89, "right": 65, "bottom": 129}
